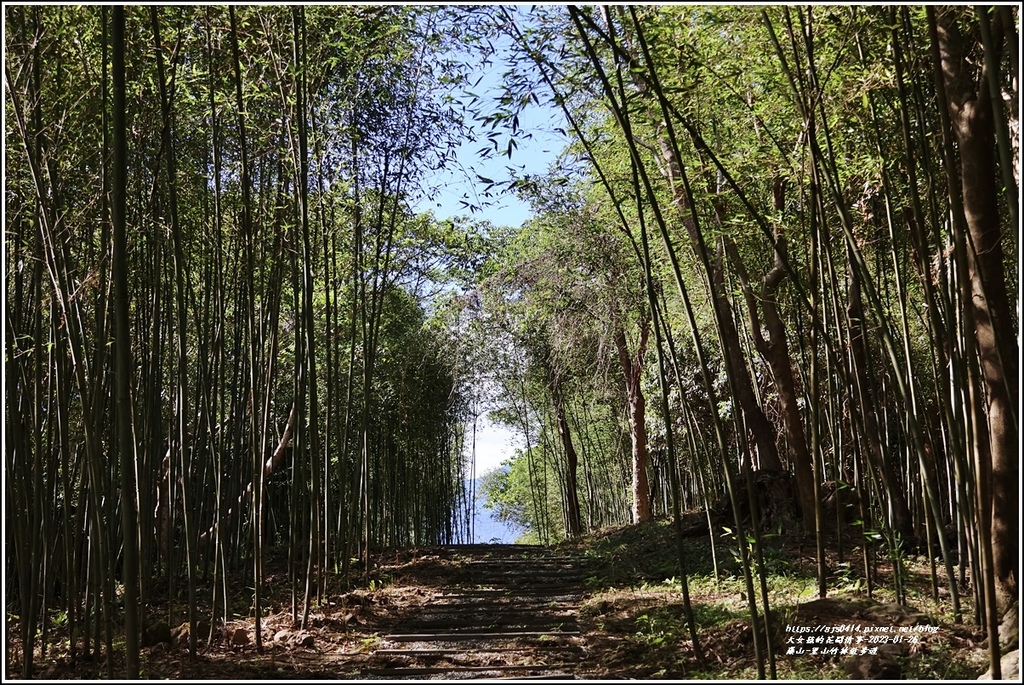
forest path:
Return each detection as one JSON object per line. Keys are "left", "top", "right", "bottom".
{"left": 359, "top": 544, "right": 592, "bottom": 679}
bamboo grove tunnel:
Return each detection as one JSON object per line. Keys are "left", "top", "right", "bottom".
{"left": 5, "top": 4, "right": 1018, "bottom": 680}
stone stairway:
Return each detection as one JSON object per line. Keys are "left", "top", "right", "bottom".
{"left": 362, "top": 544, "right": 591, "bottom": 679}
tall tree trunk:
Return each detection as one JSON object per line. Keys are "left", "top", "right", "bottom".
{"left": 721, "top": 182, "right": 815, "bottom": 530}
{"left": 657, "top": 138, "right": 784, "bottom": 475}
{"left": 613, "top": 317, "right": 653, "bottom": 524}
{"left": 934, "top": 5, "right": 1019, "bottom": 616}
{"left": 592, "top": 4, "right": 784, "bottom": 477}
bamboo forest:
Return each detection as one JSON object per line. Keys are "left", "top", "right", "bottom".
{"left": 3, "top": 4, "right": 1019, "bottom": 681}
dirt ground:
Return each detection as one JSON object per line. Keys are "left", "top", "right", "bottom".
{"left": 6, "top": 521, "right": 993, "bottom": 680}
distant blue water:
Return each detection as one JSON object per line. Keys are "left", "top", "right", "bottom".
{"left": 467, "top": 476, "right": 524, "bottom": 544}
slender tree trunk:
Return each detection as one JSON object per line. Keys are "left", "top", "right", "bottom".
{"left": 111, "top": 7, "right": 140, "bottom": 676}
{"left": 291, "top": 5, "right": 323, "bottom": 630}
{"left": 541, "top": 348, "right": 582, "bottom": 537}
{"left": 227, "top": 6, "right": 265, "bottom": 652}
{"left": 844, "top": 246, "right": 915, "bottom": 542}
{"left": 150, "top": 6, "right": 199, "bottom": 656}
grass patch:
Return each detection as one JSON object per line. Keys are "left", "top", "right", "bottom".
{"left": 566, "top": 515, "right": 988, "bottom": 680}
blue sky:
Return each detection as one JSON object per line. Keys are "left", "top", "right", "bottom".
{"left": 412, "top": 123, "right": 565, "bottom": 229}
{"left": 413, "top": 27, "right": 569, "bottom": 475}
{"left": 412, "top": 17, "right": 568, "bottom": 228}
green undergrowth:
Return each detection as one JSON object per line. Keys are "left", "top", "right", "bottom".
{"left": 559, "top": 517, "right": 987, "bottom": 680}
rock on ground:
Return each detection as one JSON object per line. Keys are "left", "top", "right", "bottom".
{"left": 977, "top": 649, "right": 1019, "bottom": 681}
{"left": 999, "top": 602, "right": 1019, "bottom": 652}
{"left": 230, "top": 627, "right": 250, "bottom": 646}
{"left": 843, "top": 643, "right": 904, "bottom": 680}
{"left": 171, "top": 619, "right": 213, "bottom": 646}
{"left": 141, "top": 622, "right": 172, "bottom": 646}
